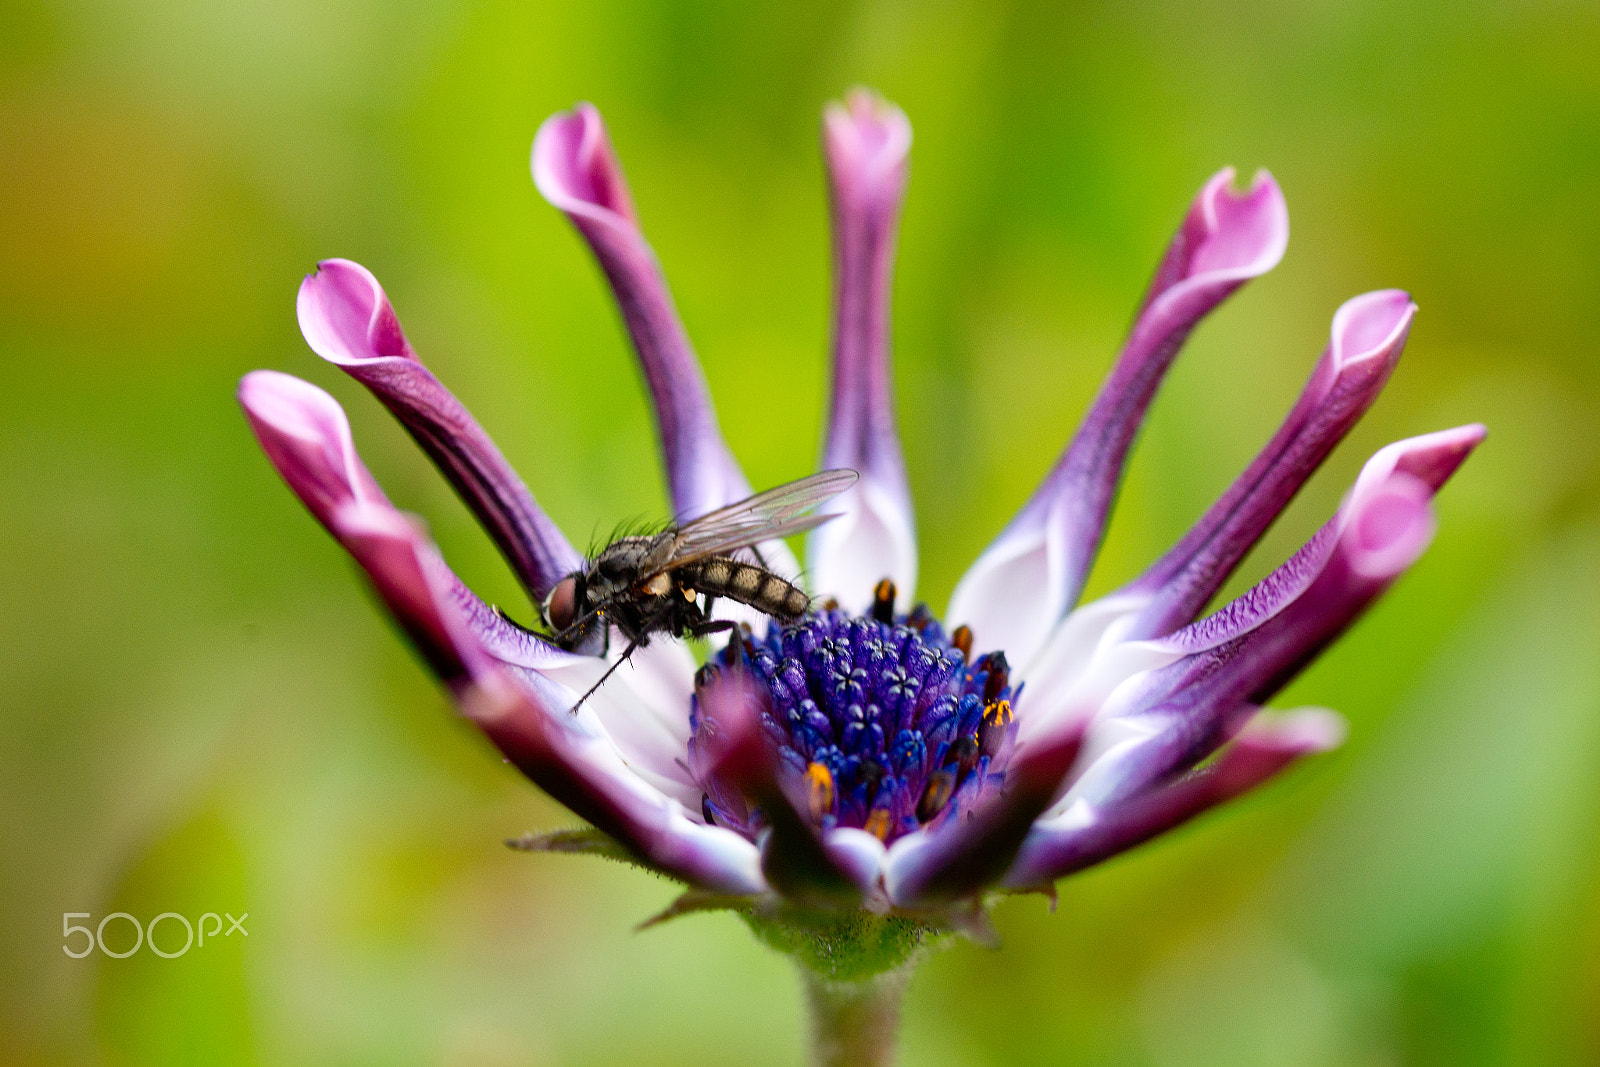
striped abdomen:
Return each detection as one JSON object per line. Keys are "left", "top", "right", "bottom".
{"left": 682, "top": 556, "right": 810, "bottom": 620}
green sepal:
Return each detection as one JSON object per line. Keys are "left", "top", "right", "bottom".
{"left": 741, "top": 906, "right": 944, "bottom": 983}
{"left": 636, "top": 890, "right": 757, "bottom": 930}
{"left": 505, "top": 827, "right": 636, "bottom": 862}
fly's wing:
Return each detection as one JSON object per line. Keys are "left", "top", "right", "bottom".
{"left": 647, "top": 469, "right": 859, "bottom": 574}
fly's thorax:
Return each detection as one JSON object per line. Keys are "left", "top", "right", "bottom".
{"left": 585, "top": 534, "right": 667, "bottom": 599}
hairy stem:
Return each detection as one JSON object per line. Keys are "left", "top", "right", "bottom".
{"left": 801, "top": 964, "right": 912, "bottom": 1067}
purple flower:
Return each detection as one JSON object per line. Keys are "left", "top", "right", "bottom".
{"left": 241, "top": 90, "right": 1482, "bottom": 925}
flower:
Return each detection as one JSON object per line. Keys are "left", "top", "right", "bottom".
{"left": 240, "top": 91, "right": 1482, "bottom": 934}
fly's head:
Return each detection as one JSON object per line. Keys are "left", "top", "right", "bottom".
{"left": 542, "top": 569, "right": 606, "bottom": 654}
{"left": 542, "top": 570, "right": 586, "bottom": 635}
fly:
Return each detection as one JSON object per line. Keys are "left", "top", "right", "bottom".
{"left": 531, "top": 468, "right": 858, "bottom": 711}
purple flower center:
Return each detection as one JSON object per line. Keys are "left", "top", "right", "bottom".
{"left": 688, "top": 581, "right": 1018, "bottom": 845}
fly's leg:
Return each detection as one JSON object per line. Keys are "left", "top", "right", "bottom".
{"left": 552, "top": 605, "right": 611, "bottom": 657}
{"left": 491, "top": 605, "right": 544, "bottom": 638}
{"left": 568, "top": 599, "right": 677, "bottom": 712}
{"left": 683, "top": 592, "right": 734, "bottom": 642}
{"left": 686, "top": 619, "right": 737, "bottom": 639}
{"left": 498, "top": 602, "right": 608, "bottom": 655}
{"left": 569, "top": 634, "right": 639, "bottom": 714}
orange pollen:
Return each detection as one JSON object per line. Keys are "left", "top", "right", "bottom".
{"left": 804, "top": 762, "right": 834, "bottom": 821}
{"left": 863, "top": 808, "right": 892, "bottom": 841}
{"left": 951, "top": 624, "right": 973, "bottom": 660}
{"left": 983, "top": 699, "right": 1013, "bottom": 727}
{"left": 871, "top": 578, "right": 896, "bottom": 623}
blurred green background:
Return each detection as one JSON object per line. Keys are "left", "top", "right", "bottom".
{"left": 3, "top": 0, "right": 1599, "bottom": 1063}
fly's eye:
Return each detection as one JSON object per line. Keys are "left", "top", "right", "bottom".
{"left": 546, "top": 576, "right": 580, "bottom": 633}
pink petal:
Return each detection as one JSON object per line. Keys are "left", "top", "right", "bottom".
{"left": 1068, "top": 464, "right": 1446, "bottom": 811}
{"left": 1165, "top": 424, "right": 1486, "bottom": 655}
{"left": 241, "top": 372, "right": 763, "bottom": 893}
{"left": 809, "top": 90, "right": 918, "bottom": 613}
{"left": 1002, "top": 706, "right": 1344, "bottom": 887}
{"left": 532, "top": 105, "right": 772, "bottom": 551}
{"left": 947, "top": 169, "right": 1289, "bottom": 669}
{"left": 1123, "top": 289, "right": 1415, "bottom": 640}
{"left": 296, "top": 259, "right": 582, "bottom": 599}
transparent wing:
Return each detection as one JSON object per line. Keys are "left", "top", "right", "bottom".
{"left": 650, "top": 469, "right": 859, "bottom": 573}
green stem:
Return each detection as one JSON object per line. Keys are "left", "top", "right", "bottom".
{"left": 800, "top": 964, "right": 912, "bottom": 1067}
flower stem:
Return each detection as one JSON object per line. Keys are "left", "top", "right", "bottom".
{"left": 800, "top": 964, "right": 911, "bottom": 1067}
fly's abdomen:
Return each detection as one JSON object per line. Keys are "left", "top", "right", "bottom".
{"left": 686, "top": 557, "right": 810, "bottom": 620}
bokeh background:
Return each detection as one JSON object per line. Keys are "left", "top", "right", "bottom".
{"left": 4, "top": 0, "right": 1599, "bottom": 1063}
